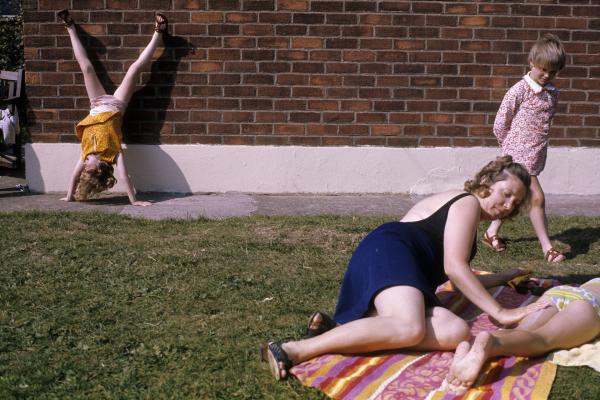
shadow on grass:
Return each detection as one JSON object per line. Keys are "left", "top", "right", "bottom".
{"left": 554, "top": 226, "right": 600, "bottom": 259}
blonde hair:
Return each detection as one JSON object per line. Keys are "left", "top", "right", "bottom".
{"left": 464, "top": 156, "right": 531, "bottom": 219}
{"left": 528, "top": 33, "right": 566, "bottom": 71}
{"left": 74, "top": 161, "right": 117, "bottom": 201}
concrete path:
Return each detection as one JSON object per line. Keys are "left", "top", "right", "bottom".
{"left": 2, "top": 171, "right": 600, "bottom": 220}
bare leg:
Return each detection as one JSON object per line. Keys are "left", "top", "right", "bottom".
{"left": 529, "top": 176, "right": 564, "bottom": 261}
{"left": 486, "top": 219, "right": 503, "bottom": 238}
{"left": 113, "top": 31, "right": 163, "bottom": 107}
{"left": 274, "top": 286, "right": 469, "bottom": 379}
{"left": 445, "top": 300, "right": 600, "bottom": 393}
{"left": 65, "top": 24, "right": 106, "bottom": 100}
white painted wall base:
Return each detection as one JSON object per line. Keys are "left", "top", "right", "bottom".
{"left": 24, "top": 143, "right": 600, "bottom": 195}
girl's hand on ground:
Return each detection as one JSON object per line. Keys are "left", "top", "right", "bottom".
{"left": 493, "top": 300, "right": 551, "bottom": 326}
{"left": 132, "top": 200, "right": 152, "bottom": 207}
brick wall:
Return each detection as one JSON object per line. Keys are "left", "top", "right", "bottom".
{"left": 23, "top": 0, "right": 600, "bottom": 147}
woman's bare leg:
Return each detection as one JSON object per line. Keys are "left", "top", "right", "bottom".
{"left": 274, "top": 286, "right": 469, "bottom": 379}
{"left": 113, "top": 30, "right": 163, "bottom": 107}
{"left": 65, "top": 24, "right": 106, "bottom": 100}
{"left": 445, "top": 300, "right": 600, "bottom": 393}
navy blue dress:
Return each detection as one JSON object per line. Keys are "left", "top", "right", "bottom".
{"left": 333, "top": 193, "right": 477, "bottom": 324}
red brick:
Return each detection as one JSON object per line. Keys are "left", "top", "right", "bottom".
{"left": 242, "top": 24, "right": 274, "bottom": 36}
{"left": 423, "top": 113, "right": 452, "bottom": 124}
{"left": 208, "top": 123, "right": 240, "bottom": 134}
{"left": 258, "top": 86, "right": 291, "bottom": 97}
{"left": 446, "top": 4, "right": 477, "bottom": 14}
{"left": 310, "top": 50, "right": 341, "bottom": 61}
{"left": 356, "top": 113, "right": 387, "bottom": 123}
{"left": 243, "top": 124, "right": 274, "bottom": 134}
{"left": 389, "top": 113, "right": 421, "bottom": 124}
{"left": 277, "top": 74, "right": 308, "bottom": 85}
{"left": 361, "top": 39, "right": 394, "bottom": 50}
{"left": 354, "top": 137, "right": 385, "bottom": 146}
{"left": 323, "top": 113, "right": 354, "bottom": 123}
{"left": 275, "top": 99, "right": 306, "bottom": 110}
{"left": 327, "top": 14, "right": 358, "bottom": 25}
{"left": 290, "top": 136, "right": 322, "bottom": 145}
{"left": 387, "top": 137, "right": 419, "bottom": 147}
{"left": 339, "top": 125, "right": 369, "bottom": 135}
{"left": 372, "top": 125, "right": 402, "bottom": 136}
{"left": 256, "top": 112, "right": 286, "bottom": 122}
{"left": 460, "top": 16, "right": 489, "bottom": 27}
{"left": 343, "top": 26, "right": 374, "bottom": 37}
{"left": 223, "top": 112, "right": 254, "bottom": 123}
{"left": 256, "top": 136, "right": 288, "bottom": 145}
{"left": 310, "top": 1, "right": 343, "bottom": 12}
{"left": 276, "top": 124, "right": 305, "bottom": 135}
{"left": 192, "top": 12, "right": 224, "bottom": 23}
{"left": 241, "top": 99, "right": 273, "bottom": 110}
{"left": 292, "top": 37, "right": 322, "bottom": 49}
{"left": 323, "top": 137, "right": 352, "bottom": 145}
{"left": 224, "top": 136, "right": 255, "bottom": 145}
{"left": 277, "top": 0, "right": 307, "bottom": 11}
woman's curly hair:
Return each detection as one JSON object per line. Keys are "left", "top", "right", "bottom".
{"left": 74, "top": 160, "right": 117, "bottom": 201}
{"left": 464, "top": 155, "right": 531, "bottom": 219}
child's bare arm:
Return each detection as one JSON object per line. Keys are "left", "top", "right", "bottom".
{"left": 61, "top": 158, "right": 84, "bottom": 201}
{"left": 114, "top": 152, "right": 151, "bottom": 206}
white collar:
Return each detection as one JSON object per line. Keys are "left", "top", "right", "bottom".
{"left": 523, "top": 73, "right": 557, "bottom": 94}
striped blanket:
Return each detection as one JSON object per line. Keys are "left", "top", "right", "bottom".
{"left": 291, "top": 279, "right": 558, "bottom": 400}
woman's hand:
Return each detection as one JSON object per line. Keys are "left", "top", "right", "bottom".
{"left": 492, "top": 299, "right": 551, "bottom": 326}
{"left": 131, "top": 200, "right": 152, "bottom": 207}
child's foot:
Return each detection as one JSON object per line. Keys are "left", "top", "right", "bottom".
{"left": 57, "top": 9, "right": 74, "bottom": 27}
{"left": 154, "top": 13, "right": 168, "bottom": 35}
{"left": 482, "top": 232, "right": 506, "bottom": 252}
{"left": 443, "top": 332, "right": 493, "bottom": 394}
{"left": 544, "top": 247, "right": 566, "bottom": 263}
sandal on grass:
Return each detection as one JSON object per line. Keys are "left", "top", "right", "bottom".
{"left": 57, "top": 9, "right": 74, "bottom": 27}
{"left": 154, "top": 13, "right": 168, "bottom": 34}
{"left": 481, "top": 232, "right": 506, "bottom": 252}
{"left": 545, "top": 247, "right": 566, "bottom": 263}
{"left": 306, "top": 311, "right": 337, "bottom": 338}
{"left": 264, "top": 341, "right": 293, "bottom": 380}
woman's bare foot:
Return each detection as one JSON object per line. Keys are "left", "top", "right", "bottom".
{"left": 443, "top": 331, "right": 493, "bottom": 394}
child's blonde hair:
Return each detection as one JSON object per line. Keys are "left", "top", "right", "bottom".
{"left": 528, "top": 33, "right": 566, "bottom": 71}
{"left": 74, "top": 161, "right": 117, "bottom": 201}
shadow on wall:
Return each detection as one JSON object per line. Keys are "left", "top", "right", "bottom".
{"left": 121, "top": 144, "right": 192, "bottom": 194}
{"left": 123, "top": 35, "right": 194, "bottom": 144}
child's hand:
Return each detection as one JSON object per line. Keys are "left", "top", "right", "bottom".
{"left": 132, "top": 200, "right": 152, "bottom": 207}
{"left": 60, "top": 196, "right": 73, "bottom": 202}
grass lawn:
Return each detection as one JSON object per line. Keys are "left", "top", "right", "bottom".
{"left": 1, "top": 211, "right": 599, "bottom": 399}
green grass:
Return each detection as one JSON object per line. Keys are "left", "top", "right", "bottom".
{"left": 0, "top": 211, "right": 599, "bottom": 399}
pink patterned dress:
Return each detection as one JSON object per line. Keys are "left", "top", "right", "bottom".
{"left": 493, "top": 74, "right": 558, "bottom": 176}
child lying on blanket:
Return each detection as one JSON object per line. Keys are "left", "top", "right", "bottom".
{"left": 443, "top": 277, "right": 600, "bottom": 394}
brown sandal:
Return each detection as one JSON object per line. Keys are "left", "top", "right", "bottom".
{"left": 545, "top": 247, "right": 565, "bottom": 263}
{"left": 154, "top": 13, "right": 168, "bottom": 35}
{"left": 482, "top": 232, "right": 506, "bottom": 252}
{"left": 57, "top": 9, "right": 74, "bottom": 27}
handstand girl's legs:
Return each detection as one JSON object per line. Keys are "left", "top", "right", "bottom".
{"left": 113, "top": 15, "right": 166, "bottom": 107}
{"left": 64, "top": 19, "right": 106, "bottom": 100}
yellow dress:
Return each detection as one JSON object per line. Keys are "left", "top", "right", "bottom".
{"left": 75, "top": 111, "right": 123, "bottom": 164}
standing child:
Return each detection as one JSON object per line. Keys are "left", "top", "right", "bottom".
{"left": 57, "top": 9, "right": 168, "bottom": 206}
{"left": 482, "top": 34, "right": 566, "bottom": 263}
